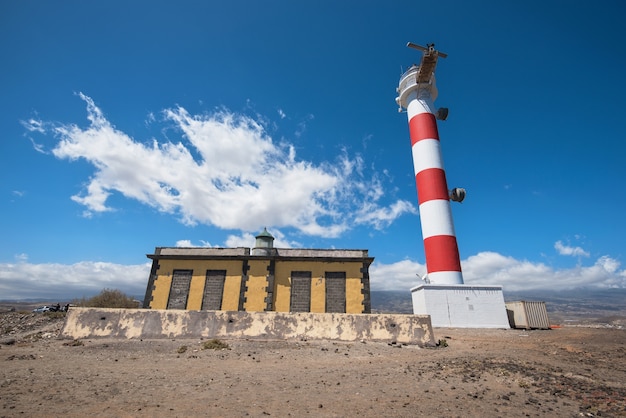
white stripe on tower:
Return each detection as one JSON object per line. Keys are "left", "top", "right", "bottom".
{"left": 406, "top": 89, "right": 463, "bottom": 285}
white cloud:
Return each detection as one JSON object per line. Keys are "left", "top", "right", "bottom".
{"left": 31, "top": 94, "right": 411, "bottom": 238}
{"left": 461, "top": 252, "right": 625, "bottom": 291}
{"left": 22, "top": 118, "right": 46, "bottom": 133}
{"left": 28, "top": 137, "right": 46, "bottom": 154}
{"left": 224, "top": 233, "right": 256, "bottom": 248}
{"left": 554, "top": 240, "right": 590, "bottom": 257}
{"left": 175, "top": 240, "right": 194, "bottom": 247}
{"left": 355, "top": 200, "right": 417, "bottom": 229}
{"left": 21, "top": 119, "right": 48, "bottom": 153}
{"left": 145, "top": 112, "right": 156, "bottom": 126}
{"left": 461, "top": 252, "right": 552, "bottom": 290}
{"left": 224, "top": 229, "right": 299, "bottom": 249}
{"left": 596, "top": 255, "right": 620, "bottom": 274}
{"left": 277, "top": 109, "right": 286, "bottom": 119}
{"left": 0, "top": 260, "right": 150, "bottom": 300}
{"left": 174, "top": 240, "right": 212, "bottom": 248}
{"left": 370, "top": 259, "right": 426, "bottom": 291}
{"left": 370, "top": 251, "right": 626, "bottom": 292}
{"left": 14, "top": 253, "right": 28, "bottom": 262}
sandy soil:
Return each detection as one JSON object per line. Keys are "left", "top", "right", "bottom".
{"left": 1, "top": 312, "right": 625, "bottom": 417}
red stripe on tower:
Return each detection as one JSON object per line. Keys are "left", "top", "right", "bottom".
{"left": 424, "top": 235, "right": 462, "bottom": 272}
{"left": 415, "top": 168, "right": 449, "bottom": 205}
{"left": 409, "top": 113, "right": 439, "bottom": 146}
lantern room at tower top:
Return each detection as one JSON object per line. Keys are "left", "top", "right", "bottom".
{"left": 396, "top": 42, "right": 448, "bottom": 111}
{"left": 396, "top": 66, "right": 438, "bottom": 110}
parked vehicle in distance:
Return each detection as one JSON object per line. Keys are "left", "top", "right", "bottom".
{"left": 33, "top": 306, "right": 51, "bottom": 312}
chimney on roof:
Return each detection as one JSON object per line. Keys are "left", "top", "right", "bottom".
{"left": 251, "top": 227, "right": 274, "bottom": 256}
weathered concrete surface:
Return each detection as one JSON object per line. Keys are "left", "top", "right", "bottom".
{"left": 61, "top": 308, "right": 435, "bottom": 346}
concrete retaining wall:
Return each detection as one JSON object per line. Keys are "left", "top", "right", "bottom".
{"left": 61, "top": 308, "right": 435, "bottom": 346}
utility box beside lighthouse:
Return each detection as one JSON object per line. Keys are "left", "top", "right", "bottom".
{"left": 397, "top": 43, "right": 509, "bottom": 328}
{"left": 410, "top": 284, "right": 509, "bottom": 328}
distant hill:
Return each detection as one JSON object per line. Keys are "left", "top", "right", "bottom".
{"left": 3, "top": 288, "right": 625, "bottom": 326}
{"left": 371, "top": 291, "right": 413, "bottom": 314}
{"left": 504, "top": 288, "right": 626, "bottom": 326}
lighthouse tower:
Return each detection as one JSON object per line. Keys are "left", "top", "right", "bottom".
{"left": 395, "top": 43, "right": 463, "bottom": 285}
{"left": 396, "top": 42, "right": 509, "bottom": 328}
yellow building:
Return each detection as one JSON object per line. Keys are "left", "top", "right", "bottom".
{"left": 142, "top": 229, "right": 373, "bottom": 314}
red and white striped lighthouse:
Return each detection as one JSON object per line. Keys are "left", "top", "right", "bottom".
{"left": 396, "top": 43, "right": 463, "bottom": 285}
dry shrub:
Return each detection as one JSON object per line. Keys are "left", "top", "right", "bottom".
{"left": 202, "top": 339, "right": 230, "bottom": 350}
{"left": 73, "top": 289, "right": 140, "bottom": 309}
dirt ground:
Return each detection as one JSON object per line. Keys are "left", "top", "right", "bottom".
{"left": 1, "top": 312, "right": 625, "bottom": 417}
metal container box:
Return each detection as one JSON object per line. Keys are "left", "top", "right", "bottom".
{"left": 505, "top": 301, "right": 550, "bottom": 329}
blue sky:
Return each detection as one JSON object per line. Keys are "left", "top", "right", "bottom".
{"left": 2, "top": 1, "right": 625, "bottom": 300}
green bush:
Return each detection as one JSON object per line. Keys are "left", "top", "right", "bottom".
{"left": 73, "top": 288, "right": 140, "bottom": 309}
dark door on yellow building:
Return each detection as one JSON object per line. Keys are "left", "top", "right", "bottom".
{"left": 290, "top": 271, "right": 311, "bottom": 312}
{"left": 167, "top": 269, "right": 192, "bottom": 309}
{"left": 325, "top": 272, "right": 346, "bottom": 313}
{"left": 203, "top": 270, "right": 226, "bottom": 310}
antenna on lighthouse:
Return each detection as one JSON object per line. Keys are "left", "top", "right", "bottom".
{"left": 406, "top": 42, "right": 447, "bottom": 85}
{"left": 406, "top": 42, "right": 448, "bottom": 58}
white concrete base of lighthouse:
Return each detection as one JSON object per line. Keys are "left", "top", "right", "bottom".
{"left": 410, "top": 284, "right": 510, "bottom": 328}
